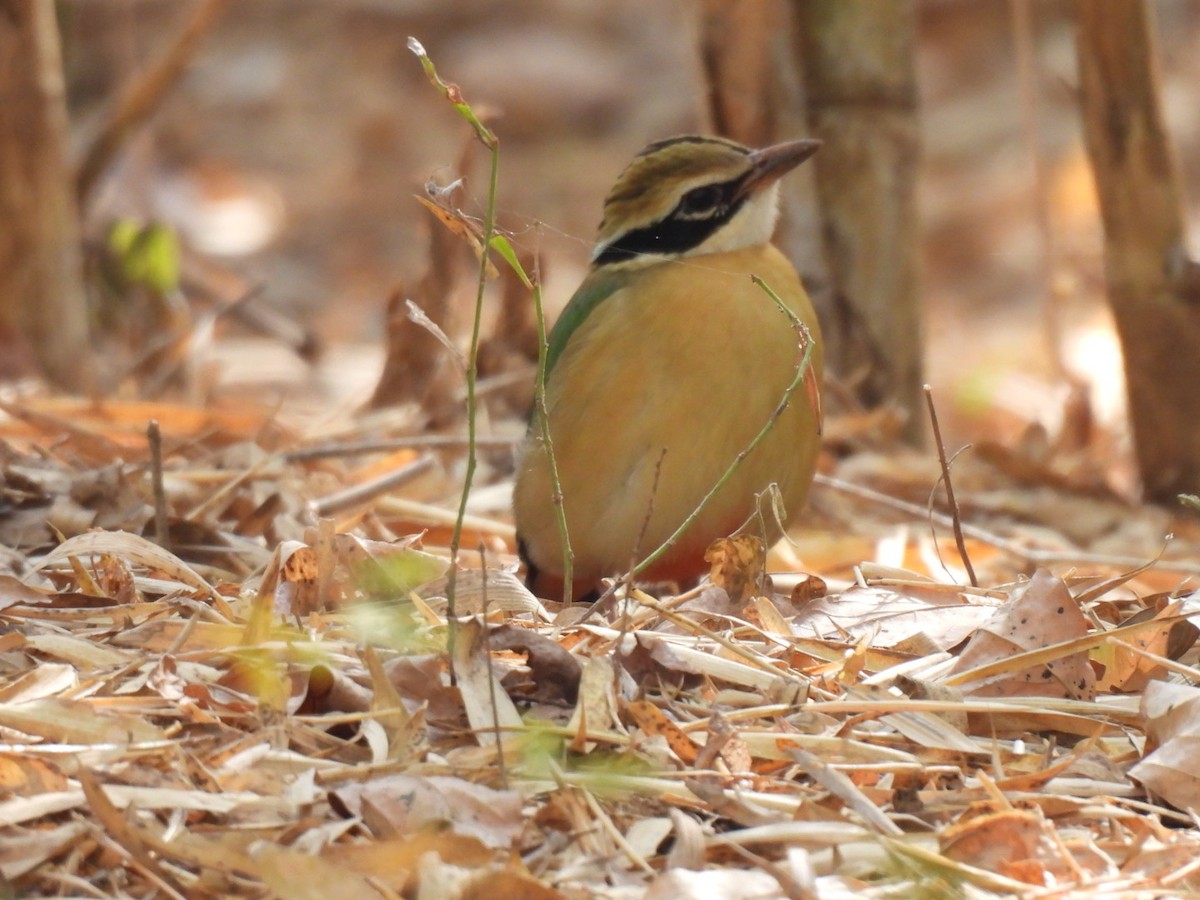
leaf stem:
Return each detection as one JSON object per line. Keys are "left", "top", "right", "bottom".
{"left": 529, "top": 279, "right": 575, "bottom": 605}
{"left": 409, "top": 37, "right": 498, "bottom": 672}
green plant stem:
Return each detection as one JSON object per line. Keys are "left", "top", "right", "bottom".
{"left": 407, "top": 37, "right": 496, "bottom": 150}
{"left": 445, "top": 142, "right": 498, "bottom": 630}
{"left": 529, "top": 279, "right": 574, "bottom": 605}
{"left": 484, "top": 233, "right": 572, "bottom": 601}
{"left": 409, "top": 37, "right": 498, "bottom": 675}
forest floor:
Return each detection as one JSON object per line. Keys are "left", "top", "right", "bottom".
{"left": 2, "top": 361, "right": 1200, "bottom": 898}
{"left": 7, "top": 3, "right": 1200, "bottom": 896}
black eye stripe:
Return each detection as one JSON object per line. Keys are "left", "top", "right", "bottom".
{"left": 593, "top": 190, "right": 748, "bottom": 266}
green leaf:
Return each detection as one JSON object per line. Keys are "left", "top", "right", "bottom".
{"left": 488, "top": 234, "right": 533, "bottom": 288}
{"left": 107, "top": 220, "right": 181, "bottom": 294}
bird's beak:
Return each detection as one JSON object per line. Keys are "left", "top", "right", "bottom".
{"left": 736, "top": 138, "right": 822, "bottom": 201}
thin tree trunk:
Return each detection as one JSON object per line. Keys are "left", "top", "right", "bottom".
{"left": 0, "top": 0, "right": 91, "bottom": 390}
{"left": 1076, "top": 1, "right": 1200, "bottom": 501}
{"left": 792, "top": 0, "right": 923, "bottom": 437}
{"left": 698, "top": 0, "right": 781, "bottom": 149}
{"left": 696, "top": 0, "right": 830, "bottom": 346}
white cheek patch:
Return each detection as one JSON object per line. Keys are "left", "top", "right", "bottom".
{"left": 691, "top": 184, "right": 781, "bottom": 257}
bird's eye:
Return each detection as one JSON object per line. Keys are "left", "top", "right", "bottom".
{"left": 678, "top": 185, "right": 723, "bottom": 217}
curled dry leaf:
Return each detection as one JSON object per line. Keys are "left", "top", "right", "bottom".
{"left": 940, "top": 808, "right": 1086, "bottom": 886}
{"left": 255, "top": 845, "right": 381, "bottom": 900}
{"left": 0, "top": 575, "right": 54, "bottom": 611}
{"left": 684, "top": 778, "right": 776, "bottom": 828}
{"left": 625, "top": 815, "right": 675, "bottom": 861}
{"left": 1130, "top": 680, "right": 1200, "bottom": 812}
{"left": 713, "top": 728, "right": 753, "bottom": 776}
{"left": 790, "top": 573, "right": 827, "bottom": 607}
{"left": 0, "top": 822, "right": 88, "bottom": 882}
{"left": 792, "top": 580, "right": 1000, "bottom": 649}
{"left": 743, "top": 593, "right": 793, "bottom": 635}
{"left": 454, "top": 616, "right": 524, "bottom": 746}
{"left": 0, "top": 697, "right": 167, "bottom": 744}
{"left": 457, "top": 866, "right": 565, "bottom": 900}
{"left": 333, "top": 532, "right": 446, "bottom": 595}
{"left": 292, "top": 661, "right": 373, "bottom": 716}
{"left": 419, "top": 566, "right": 549, "bottom": 619}
{"left": 334, "top": 774, "right": 523, "bottom": 849}
{"left": 33, "top": 530, "right": 220, "bottom": 600}
{"left": 949, "top": 569, "right": 1096, "bottom": 700}
{"left": 364, "top": 643, "right": 422, "bottom": 763}
{"left": 0, "top": 663, "right": 77, "bottom": 704}
{"left": 276, "top": 542, "right": 320, "bottom": 616}
{"left": 489, "top": 622, "right": 581, "bottom": 705}
{"left": 567, "top": 655, "right": 619, "bottom": 753}
{"left": 94, "top": 552, "right": 139, "bottom": 603}
{"left": 626, "top": 699, "right": 698, "bottom": 765}
{"left": 619, "top": 632, "right": 780, "bottom": 693}
{"left": 1094, "top": 599, "right": 1190, "bottom": 692}
{"left": 320, "top": 833, "right": 494, "bottom": 896}
{"left": 0, "top": 753, "right": 69, "bottom": 796}
{"left": 705, "top": 534, "right": 764, "bottom": 607}
{"left": 674, "top": 583, "right": 741, "bottom": 628}
{"left": 384, "top": 653, "right": 464, "bottom": 724}
{"left": 414, "top": 194, "right": 498, "bottom": 278}
{"left": 23, "top": 634, "right": 133, "bottom": 671}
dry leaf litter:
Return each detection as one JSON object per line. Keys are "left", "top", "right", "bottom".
{"left": 2, "top": 391, "right": 1200, "bottom": 899}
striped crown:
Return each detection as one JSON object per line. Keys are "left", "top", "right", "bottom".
{"left": 590, "top": 135, "right": 817, "bottom": 267}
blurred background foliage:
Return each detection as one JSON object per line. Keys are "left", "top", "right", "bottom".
{"left": 38, "top": 0, "right": 1200, "bottom": 471}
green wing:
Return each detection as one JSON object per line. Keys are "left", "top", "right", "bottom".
{"left": 544, "top": 268, "right": 626, "bottom": 378}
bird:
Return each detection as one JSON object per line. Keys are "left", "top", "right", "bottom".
{"left": 513, "top": 135, "right": 824, "bottom": 601}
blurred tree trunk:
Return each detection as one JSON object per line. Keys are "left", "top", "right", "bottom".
{"left": 792, "top": 0, "right": 922, "bottom": 437}
{"left": 698, "top": 0, "right": 922, "bottom": 437}
{"left": 698, "top": 0, "right": 781, "bottom": 149}
{"left": 1076, "top": 1, "right": 1200, "bottom": 501}
{"left": 0, "top": 0, "right": 91, "bottom": 389}
{"left": 697, "top": 0, "right": 830, "bottom": 329}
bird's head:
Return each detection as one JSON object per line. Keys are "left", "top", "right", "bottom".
{"left": 591, "top": 135, "right": 820, "bottom": 268}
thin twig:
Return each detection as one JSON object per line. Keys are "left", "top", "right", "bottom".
{"left": 923, "top": 385, "right": 978, "bottom": 587}
{"left": 469, "top": 233, "right": 574, "bottom": 605}
{"left": 405, "top": 298, "right": 468, "bottom": 372}
{"left": 622, "top": 448, "right": 668, "bottom": 609}
{"left": 479, "top": 543, "right": 508, "bottom": 788}
{"left": 565, "top": 768, "right": 657, "bottom": 876}
{"left": 183, "top": 453, "right": 274, "bottom": 521}
{"left": 406, "top": 67, "right": 570, "bottom": 605}
{"left": 285, "top": 434, "right": 518, "bottom": 462}
{"left": 92, "top": 834, "right": 189, "bottom": 900}
{"left": 603, "top": 448, "right": 670, "bottom": 667}
{"left": 146, "top": 419, "right": 170, "bottom": 551}
{"left": 631, "top": 593, "right": 808, "bottom": 689}
{"left": 815, "top": 472, "right": 1200, "bottom": 575}
{"left": 309, "top": 455, "right": 437, "bottom": 518}
{"left": 77, "top": 0, "right": 235, "bottom": 202}
{"left": 373, "top": 495, "right": 514, "bottom": 537}
{"left": 1010, "top": 0, "right": 1068, "bottom": 381}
